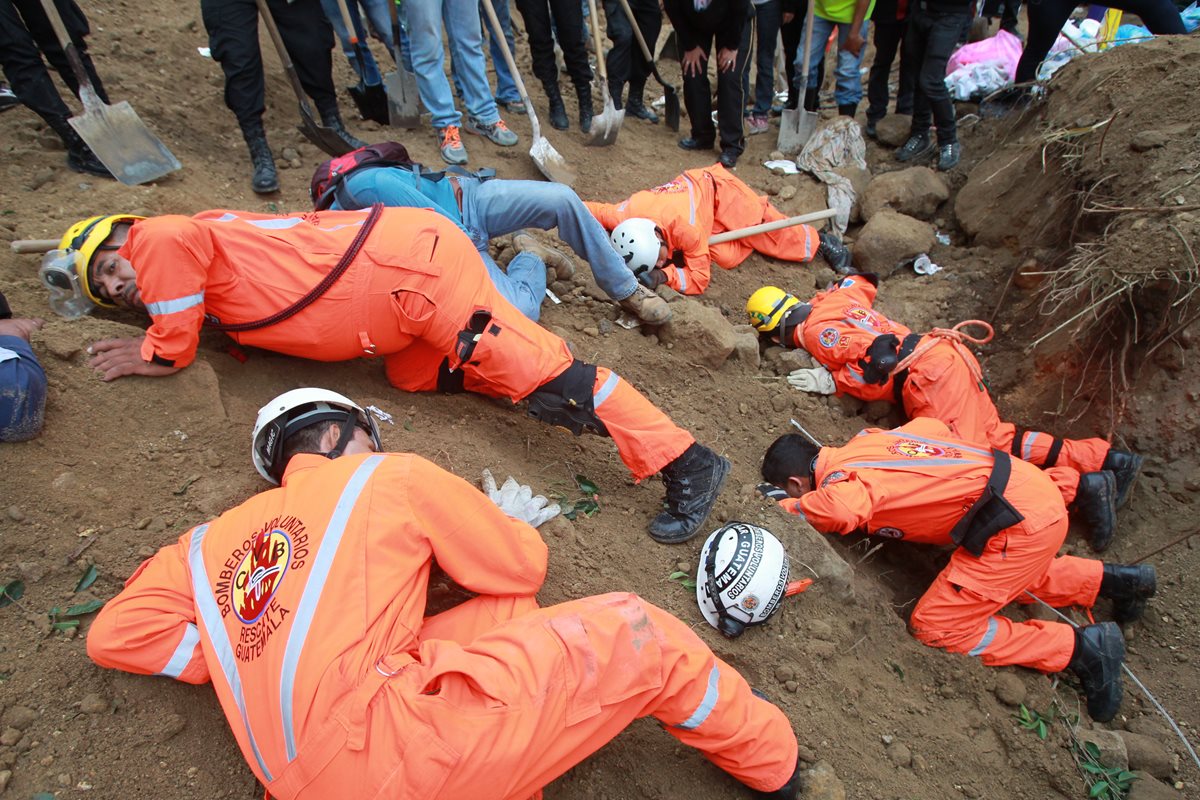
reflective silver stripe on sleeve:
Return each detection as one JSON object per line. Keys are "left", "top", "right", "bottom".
{"left": 280, "top": 455, "right": 385, "bottom": 761}
{"left": 188, "top": 523, "right": 275, "bottom": 782}
{"left": 593, "top": 372, "right": 620, "bottom": 409}
{"left": 157, "top": 622, "right": 201, "bottom": 679}
{"left": 674, "top": 664, "right": 720, "bottom": 730}
{"left": 1022, "top": 432, "right": 1040, "bottom": 462}
{"left": 842, "top": 458, "right": 969, "bottom": 470}
{"left": 878, "top": 430, "right": 992, "bottom": 458}
{"left": 969, "top": 617, "right": 999, "bottom": 656}
{"left": 146, "top": 292, "right": 205, "bottom": 317}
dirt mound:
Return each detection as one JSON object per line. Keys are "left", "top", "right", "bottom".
{"left": 1, "top": 9, "right": 1198, "bottom": 800}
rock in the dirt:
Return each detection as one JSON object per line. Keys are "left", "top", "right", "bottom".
{"left": 807, "top": 619, "right": 833, "bottom": 641}
{"left": 886, "top": 741, "right": 912, "bottom": 768}
{"left": 52, "top": 471, "right": 78, "bottom": 493}
{"left": 657, "top": 300, "right": 736, "bottom": 369}
{"left": 1114, "top": 731, "right": 1172, "bottom": 779}
{"left": 1080, "top": 729, "right": 1128, "bottom": 770}
{"left": 79, "top": 693, "right": 109, "bottom": 715}
{"left": 874, "top": 115, "right": 912, "bottom": 148}
{"left": 1130, "top": 131, "right": 1167, "bottom": 152}
{"left": 1126, "top": 777, "right": 1182, "bottom": 800}
{"left": 0, "top": 727, "right": 21, "bottom": 747}
{"left": 732, "top": 332, "right": 761, "bottom": 367}
{"left": 775, "top": 664, "right": 796, "bottom": 683}
{"left": 851, "top": 210, "right": 934, "bottom": 276}
{"left": 993, "top": 672, "right": 1025, "bottom": 706}
{"left": 778, "top": 185, "right": 797, "bottom": 201}
{"left": 832, "top": 166, "right": 872, "bottom": 223}
{"left": 860, "top": 167, "right": 949, "bottom": 221}
{"left": 3, "top": 707, "right": 37, "bottom": 731}
{"left": 813, "top": 549, "right": 854, "bottom": 601}
{"left": 28, "top": 169, "right": 57, "bottom": 191}
{"left": 862, "top": 400, "right": 892, "bottom": 423}
{"left": 800, "top": 760, "right": 846, "bottom": 800}
{"left": 775, "top": 349, "right": 810, "bottom": 374}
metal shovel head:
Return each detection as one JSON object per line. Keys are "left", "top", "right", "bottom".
{"left": 776, "top": 107, "right": 818, "bottom": 155}
{"left": 383, "top": 69, "right": 421, "bottom": 129}
{"left": 663, "top": 87, "right": 681, "bottom": 132}
{"left": 530, "top": 136, "right": 575, "bottom": 187}
{"left": 349, "top": 83, "right": 390, "bottom": 125}
{"left": 296, "top": 103, "right": 356, "bottom": 157}
{"left": 69, "top": 99, "right": 181, "bottom": 185}
{"left": 586, "top": 101, "right": 623, "bottom": 146}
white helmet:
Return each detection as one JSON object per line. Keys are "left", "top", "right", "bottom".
{"left": 251, "top": 388, "right": 382, "bottom": 484}
{"left": 610, "top": 218, "right": 662, "bottom": 277}
{"left": 696, "top": 522, "right": 791, "bottom": 638}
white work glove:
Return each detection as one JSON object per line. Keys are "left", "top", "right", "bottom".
{"left": 787, "top": 366, "right": 836, "bottom": 395}
{"left": 481, "top": 469, "right": 561, "bottom": 528}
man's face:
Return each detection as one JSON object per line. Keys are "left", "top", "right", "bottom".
{"left": 90, "top": 251, "right": 142, "bottom": 309}
{"left": 785, "top": 475, "right": 813, "bottom": 498}
{"left": 655, "top": 241, "right": 670, "bottom": 269}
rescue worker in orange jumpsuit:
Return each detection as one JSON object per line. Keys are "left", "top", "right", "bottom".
{"left": 585, "top": 163, "right": 851, "bottom": 296}
{"left": 88, "top": 388, "right": 807, "bottom": 800}
{"left": 747, "top": 274, "right": 1145, "bottom": 552}
{"left": 49, "top": 209, "right": 728, "bottom": 543}
{"left": 760, "top": 418, "right": 1158, "bottom": 723}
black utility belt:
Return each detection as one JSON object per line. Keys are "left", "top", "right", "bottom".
{"left": 947, "top": 449, "right": 1026, "bottom": 557}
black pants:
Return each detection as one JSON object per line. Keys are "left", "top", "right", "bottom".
{"left": 981, "top": 0, "right": 1020, "bottom": 33}
{"left": 904, "top": 6, "right": 969, "bottom": 144}
{"left": 1015, "top": 0, "right": 1185, "bottom": 83}
{"left": 866, "top": 18, "right": 914, "bottom": 122}
{"left": 200, "top": 0, "right": 337, "bottom": 134}
{"left": 514, "top": 0, "right": 591, "bottom": 93}
{"left": 602, "top": 0, "right": 661, "bottom": 107}
{"left": 0, "top": 0, "right": 107, "bottom": 123}
{"left": 681, "top": 33, "right": 750, "bottom": 155}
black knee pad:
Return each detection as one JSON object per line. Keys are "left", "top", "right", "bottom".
{"left": 526, "top": 360, "right": 609, "bottom": 437}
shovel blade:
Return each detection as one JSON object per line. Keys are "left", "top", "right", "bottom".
{"left": 664, "top": 88, "right": 681, "bottom": 132}
{"left": 296, "top": 103, "right": 356, "bottom": 156}
{"left": 68, "top": 100, "right": 181, "bottom": 186}
{"left": 776, "top": 108, "right": 818, "bottom": 155}
{"left": 383, "top": 69, "right": 421, "bottom": 129}
{"left": 585, "top": 104, "right": 624, "bottom": 146}
{"left": 348, "top": 83, "right": 391, "bottom": 125}
{"left": 530, "top": 136, "right": 575, "bottom": 187}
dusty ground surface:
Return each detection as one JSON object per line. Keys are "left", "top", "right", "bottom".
{"left": 0, "top": 6, "right": 1198, "bottom": 799}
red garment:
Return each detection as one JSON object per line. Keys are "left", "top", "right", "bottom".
{"left": 119, "top": 208, "right": 693, "bottom": 480}
{"left": 586, "top": 164, "right": 819, "bottom": 295}
{"left": 88, "top": 453, "right": 797, "bottom": 798}
{"left": 793, "top": 274, "right": 1110, "bottom": 473}
{"left": 795, "top": 418, "right": 1103, "bottom": 672}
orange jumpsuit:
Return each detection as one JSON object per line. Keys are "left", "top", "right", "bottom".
{"left": 788, "top": 417, "right": 1102, "bottom": 672}
{"left": 118, "top": 208, "right": 693, "bottom": 480}
{"left": 585, "top": 164, "right": 819, "bottom": 295}
{"left": 87, "top": 453, "right": 798, "bottom": 799}
{"left": 791, "top": 274, "right": 1111, "bottom": 475}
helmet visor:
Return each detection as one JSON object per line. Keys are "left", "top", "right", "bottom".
{"left": 39, "top": 249, "right": 94, "bottom": 319}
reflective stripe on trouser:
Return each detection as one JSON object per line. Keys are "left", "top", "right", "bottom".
{"left": 900, "top": 343, "right": 1110, "bottom": 474}
{"left": 908, "top": 517, "right": 1104, "bottom": 673}
{"left": 286, "top": 593, "right": 798, "bottom": 799}
{"left": 592, "top": 366, "right": 694, "bottom": 480}
{"left": 706, "top": 164, "right": 818, "bottom": 268}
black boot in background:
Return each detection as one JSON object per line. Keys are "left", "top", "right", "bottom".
{"left": 1072, "top": 471, "right": 1118, "bottom": 553}
{"left": 576, "top": 82, "right": 594, "bottom": 134}
{"left": 318, "top": 107, "right": 368, "bottom": 151}
{"left": 243, "top": 126, "right": 279, "bottom": 194}
{"left": 544, "top": 82, "right": 569, "bottom": 131}
{"left": 1101, "top": 449, "right": 1144, "bottom": 509}
{"left": 47, "top": 115, "right": 114, "bottom": 179}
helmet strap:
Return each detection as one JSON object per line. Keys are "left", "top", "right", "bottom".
{"left": 704, "top": 536, "right": 746, "bottom": 638}
{"left": 323, "top": 410, "right": 360, "bottom": 460}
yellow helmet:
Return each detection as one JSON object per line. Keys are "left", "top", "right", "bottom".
{"left": 57, "top": 214, "right": 145, "bottom": 307}
{"left": 746, "top": 286, "right": 800, "bottom": 332}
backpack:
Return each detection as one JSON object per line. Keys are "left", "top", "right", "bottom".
{"left": 310, "top": 142, "right": 415, "bottom": 210}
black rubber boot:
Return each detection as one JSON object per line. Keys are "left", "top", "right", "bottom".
{"left": 545, "top": 83, "right": 569, "bottom": 131}
{"left": 837, "top": 102, "right": 857, "bottom": 118}
{"left": 47, "top": 115, "right": 115, "bottom": 179}
{"left": 1072, "top": 471, "right": 1117, "bottom": 553}
{"left": 650, "top": 443, "right": 730, "bottom": 544}
{"left": 817, "top": 230, "right": 852, "bottom": 274}
{"left": 243, "top": 128, "right": 279, "bottom": 194}
{"left": 755, "top": 757, "right": 802, "bottom": 799}
{"left": 802, "top": 87, "right": 819, "bottom": 113}
{"left": 1067, "top": 622, "right": 1125, "bottom": 723}
{"left": 318, "top": 108, "right": 368, "bottom": 151}
{"left": 625, "top": 83, "right": 659, "bottom": 123}
{"left": 576, "top": 82, "right": 593, "bottom": 134}
{"left": 1100, "top": 564, "right": 1157, "bottom": 624}
{"left": 1102, "top": 449, "right": 1144, "bottom": 509}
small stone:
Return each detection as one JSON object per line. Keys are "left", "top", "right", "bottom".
{"left": 881, "top": 734, "right": 894, "bottom": 745}
{"left": 582, "top": 326, "right": 599, "bottom": 337}
{"left": 6, "top": 506, "right": 25, "bottom": 522}
{"left": 785, "top": 680, "right": 799, "bottom": 693}
{"left": 1115, "top": 731, "right": 1172, "bottom": 779}
{"left": 156, "top": 713, "right": 187, "bottom": 742}
{"left": 289, "top": 158, "right": 302, "bottom": 169}
{"left": 3, "top": 707, "right": 36, "bottom": 731}
{"left": 993, "top": 672, "right": 1026, "bottom": 707}
{"left": 28, "top": 169, "right": 57, "bottom": 191}
{"left": 79, "top": 693, "right": 109, "bottom": 714}
{"left": 0, "top": 728, "right": 21, "bottom": 746}
{"left": 800, "top": 760, "right": 846, "bottom": 800}
{"left": 281, "top": 147, "right": 300, "bottom": 161}
{"left": 597, "top": 319, "right": 614, "bottom": 335}
{"left": 807, "top": 619, "right": 833, "bottom": 641}
{"left": 778, "top": 185, "right": 797, "bottom": 201}
{"left": 796, "top": 744, "right": 817, "bottom": 764}
{"left": 0, "top": 770, "right": 10, "bottom": 792}
{"left": 52, "top": 471, "right": 77, "bottom": 492}
{"left": 57, "top": 772, "right": 72, "bottom": 786}
{"left": 775, "top": 664, "right": 796, "bottom": 683}
{"left": 769, "top": 150, "right": 785, "bottom": 161}
{"left": 887, "top": 741, "right": 912, "bottom": 768}
{"left": 1130, "top": 131, "right": 1167, "bottom": 152}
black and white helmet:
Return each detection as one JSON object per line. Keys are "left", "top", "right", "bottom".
{"left": 251, "top": 388, "right": 381, "bottom": 484}
{"left": 696, "top": 522, "right": 791, "bottom": 638}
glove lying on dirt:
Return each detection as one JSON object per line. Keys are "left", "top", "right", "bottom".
{"left": 787, "top": 366, "right": 836, "bottom": 395}
{"left": 481, "top": 469, "right": 561, "bottom": 528}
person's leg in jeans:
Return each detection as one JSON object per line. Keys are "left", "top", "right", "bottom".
{"left": 830, "top": 19, "right": 869, "bottom": 114}
{"left": 444, "top": 0, "right": 504, "bottom": 124}
{"left": 487, "top": 0, "right": 523, "bottom": 106}
{"left": 751, "top": 0, "right": 782, "bottom": 116}
{"left": 405, "top": 0, "right": 463, "bottom": 129}
{"left": 319, "top": 0, "right": 384, "bottom": 85}
{"left": 359, "top": 0, "right": 396, "bottom": 51}
{"left": 798, "top": 14, "right": 836, "bottom": 110}
{"left": 463, "top": 178, "right": 640, "bottom": 302}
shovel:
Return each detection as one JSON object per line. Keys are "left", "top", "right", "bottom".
{"left": 708, "top": 208, "right": 836, "bottom": 244}
{"left": 616, "top": 0, "right": 680, "bottom": 131}
{"left": 777, "top": 0, "right": 818, "bottom": 155}
{"left": 383, "top": 0, "right": 421, "bottom": 128}
{"left": 480, "top": 0, "right": 575, "bottom": 186}
{"left": 334, "top": 0, "right": 390, "bottom": 124}
{"left": 37, "top": 0, "right": 180, "bottom": 185}
{"left": 256, "top": 0, "right": 357, "bottom": 156}
{"left": 584, "top": 0, "right": 622, "bottom": 145}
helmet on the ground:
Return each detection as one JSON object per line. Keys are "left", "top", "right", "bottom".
{"left": 54, "top": 215, "right": 145, "bottom": 308}
{"left": 610, "top": 218, "right": 662, "bottom": 277}
{"left": 251, "top": 388, "right": 382, "bottom": 484}
{"left": 696, "top": 522, "right": 791, "bottom": 638}
{"left": 746, "top": 286, "right": 803, "bottom": 333}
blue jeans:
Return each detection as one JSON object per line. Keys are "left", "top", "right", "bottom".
{"left": 318, "top": 0, "right": 394, "bottom": 85}
{"left": 796, "top": 15, "right": 869, "bottom": 107}
{"left": 741, "top": 0, "right": 783, "bottom": 116}
{"left": 486, "top": 0, "right": 520, "bottom": 103}
{"left": 405, "top": 0, "right": 500, "bottom": 129}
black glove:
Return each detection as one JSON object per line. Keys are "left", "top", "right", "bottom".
{"left": 757, "top": 483, "right": 788, "bottom": 502}
{"left": 638, "top": 268, "right": 666, "bottom": 289}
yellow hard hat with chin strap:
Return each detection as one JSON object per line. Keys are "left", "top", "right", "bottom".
{"left": 746, "top": 286, "right": 801, "bottom": 333}
{"left": 50, "top": 214, "right": 145, "bottom": 308}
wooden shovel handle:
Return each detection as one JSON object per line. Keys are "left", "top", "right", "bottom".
{"left": 708, "top": 208, "right": 836, "bottom": 244}
{"left": 11, "top": 239, "right": 61, "bottom": 254}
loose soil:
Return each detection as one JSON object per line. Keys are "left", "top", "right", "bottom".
{"left": 1, "top": 9, "right": 1197, "bottom": 800}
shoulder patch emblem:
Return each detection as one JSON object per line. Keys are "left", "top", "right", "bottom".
{"left": 818, "top": 328, "right": 840, "bottom": 348}
{"left": 886, "top": 439, "right": 962, "bottom": 459}
{"left": 650, "top": 178, "right": 687, "bottom": 194}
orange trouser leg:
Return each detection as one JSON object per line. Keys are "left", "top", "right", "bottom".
{"left": 419, "top": 595, "right": 541, "bottom": 645}
{"left": 1002, "top": 430, "right": 1111, "bottom": 474}
{"left": 592, "top": 366, "right": 694, "bottom": 480}
{"left": 399, "top": 593, "right": 798, "bottom": 799}
{"left": 909, "top": 518, "right": 1096, "bottom": 673}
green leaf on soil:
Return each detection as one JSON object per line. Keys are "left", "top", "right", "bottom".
{"left": 75, "top": 564, "right": 99, "bottom": 593}
{"left": 403, "top": 419, "right": 414, "bottom": 432}
{"left": 669, "top": 571, "right": 687, "bottom": 580}
{"left": 0, "top": 579, "right": 25, "bottom": 608}
{"left": 173, "top": 475, "right": 201, "bottom": 496}
{"left": 575, "top": 475, "right": 600, "bottom": 496}
{"left": 1088, "top": 780, "right": 1110, "bottom": 798}
{"left": 63, "top": 599, "right": 105, "bottom": 617}
{"left": 1085, "top": 741, "right": 1102, "bottom": 760}
{"left": 52, "top": 620, "right": 81, "bottom": 631}
{"left": 887, "top": 661, "right": 904, "bottom": 680}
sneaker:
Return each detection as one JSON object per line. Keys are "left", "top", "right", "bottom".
{"left": 1099, "top": 564, "right": 1157, "bottom": 624}
{"left": 817, "top": 230, "right": 852, "bottom": 274}
{"left": 936, "top": 142, "right": 961, "bottom": 171}
{"left": 0, "top": 82, "right": 18, "bottom": 113}
{"left": 465, "top": 116, "right": 518, "bottom": 146}
{"left": 437, "top": 125, "right": 468, "bottom": 165}
{"left": 746, "top": 114, "right": 769, "bottom": 135}
{"left": 895, "top": 131, "right": 934, "bottom": 163}
{"left": 618, "top": 284, "right": 672, "bottom": 325}
{"left": 1072, "top": 471, "right": 1118, "bottom": 553}
{"left": 496, "top": 97, "right": 527, "bottom": 115}
{"left": 718, "top": 150, "right": 738, "bottom": 169}
{"left": 1101, "top": 449, "right": 1143, "bottom": 509}
{"left": 650, "top": 443, "right": 730, "bottom": 543}
{"left": 1067, "top": 622, "right": 1125, "bottom": 723}
{"left": 512, "top": 231, "right": 575, "bottom": 282}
